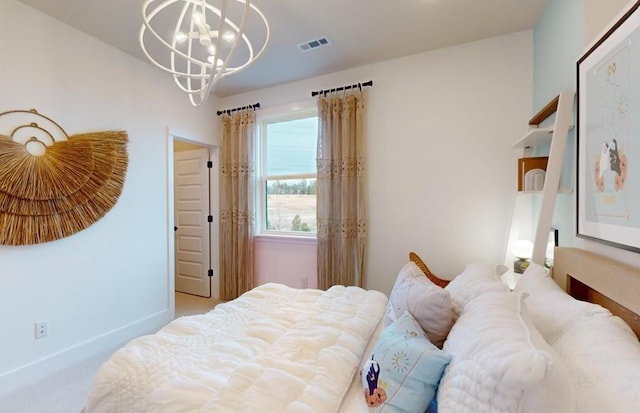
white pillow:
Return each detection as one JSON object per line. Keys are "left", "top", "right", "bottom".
{"left": 437, "top": 291, "right": 574, "bottom": 413}
{"left": 444, "top": 262, "right": 508, "bottom": 319}
{"left": 514, "top": 263, "right": 608, "bottom": 343}
{"left": 385, "top": 262, "right": 454, "bottom": 348}
{"left": 551, "top": 311, "right": 640, "bottom": 413}
{"left": 519, "top": 293, "right": 575, "bottom": 413}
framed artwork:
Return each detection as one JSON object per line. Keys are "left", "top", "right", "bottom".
{"left": 577, "top": 1, "right": 640, "bottom": 252}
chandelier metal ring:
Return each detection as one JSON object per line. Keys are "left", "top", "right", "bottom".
{"left": 140, "top": 0, "right": 269, "bottom": 106}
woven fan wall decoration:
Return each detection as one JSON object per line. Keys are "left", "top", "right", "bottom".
{"left": 0, "top": 109, "right": 128, "bottom": 246}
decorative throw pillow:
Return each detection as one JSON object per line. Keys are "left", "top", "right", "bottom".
{"left": 444, "top": 262, "right": 508, "bottom": 319}
{"left": 514, "top": 262, "right": 608, "bottom": 343}
{"left": 385, "top": 262, "right": 454, "bottom": 348}
{"left": 437, "top": 291, "right": 574, "bottom": 413}
{"left": 362, "top": 311, "right": 451, "bottom": 413}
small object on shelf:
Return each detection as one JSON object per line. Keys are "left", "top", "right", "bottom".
{"left": 524, "top": 168, "right": 545, "bottom": 191}
{"left": 518, "top": 156, "right": 548, "bottom": 191}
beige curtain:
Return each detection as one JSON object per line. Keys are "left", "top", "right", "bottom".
{"left": 316, "top": 90, "right": 366, "bottom": 289}
{"left": 220, "top": 110, "right": 256, "bottom": 301}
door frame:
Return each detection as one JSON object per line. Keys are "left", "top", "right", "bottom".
{"left": 167, "top": 128, "right": 220, "bottom": 316}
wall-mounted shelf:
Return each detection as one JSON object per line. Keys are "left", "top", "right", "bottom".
{"left": 512, "top": 125, "right": 575, "bottom": 150}
{"left": 512, "top": 127, "right": 554, "bottom": 149}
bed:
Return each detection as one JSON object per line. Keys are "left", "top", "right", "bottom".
{"left": 84, "top": 247, "right": 640, "bottom": 412}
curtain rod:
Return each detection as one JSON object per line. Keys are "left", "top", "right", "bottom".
{"left": 311, "top": 80, "right": 373, "bottom": 97}
{"left": 216, "top": 102, "right": 260, "bottom": 116}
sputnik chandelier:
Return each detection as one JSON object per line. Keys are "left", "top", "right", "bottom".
{"left": 140, "top": 0, "right": 269, "bottom": 106}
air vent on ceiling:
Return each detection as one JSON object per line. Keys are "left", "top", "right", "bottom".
{"left": 297, "top": 36, "right": 331, "bottom": 52}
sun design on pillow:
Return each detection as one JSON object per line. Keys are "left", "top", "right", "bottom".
{"left": 391, "top": 351, "right": 411, "bottom": 373}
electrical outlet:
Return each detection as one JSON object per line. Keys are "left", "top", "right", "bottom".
{"left": 35, "top": 320, "right": 49, "bottom": 339}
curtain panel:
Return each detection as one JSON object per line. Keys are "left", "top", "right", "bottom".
{"left": 220, "top": 110, "right": 256, "bottom": 300}
{"left": 316, "top": 90, "right": 367, "bottom": 289}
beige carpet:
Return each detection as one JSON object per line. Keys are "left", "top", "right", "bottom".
{"left": 0, "top": 292, "right": 221, "bottom": 413}
{"left": 175, "top": 291, "right": 220, "bottom": 318}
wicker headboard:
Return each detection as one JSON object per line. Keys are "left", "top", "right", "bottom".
{"left": 408, "top": 251, "right": 450, "bottom": 288}
{"left": 553, "top": 247, "right": 640, "bottom": 339}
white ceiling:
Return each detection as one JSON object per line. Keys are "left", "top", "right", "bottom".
{"left": 17, "top": 0, "right": 548, "bottom": 97}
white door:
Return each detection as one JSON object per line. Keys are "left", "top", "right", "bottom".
{"left": 174, "top": 148, "right": 211, "bottom": 297}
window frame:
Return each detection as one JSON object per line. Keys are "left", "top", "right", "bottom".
{"left": 256, "top": 105, "right": 318, "bottom": 237}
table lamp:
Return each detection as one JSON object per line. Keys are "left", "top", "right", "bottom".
{"left": 512, "top": 239, "right": 533, "bottom": 274}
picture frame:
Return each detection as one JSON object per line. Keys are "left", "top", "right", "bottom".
{"left": 577, "top": 1, "right": 640, "bottom": 253}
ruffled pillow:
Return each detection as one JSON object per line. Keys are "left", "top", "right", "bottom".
{"left": 444, "top": 262, "right": 508, "bottom": 319}
{"left": 437, "top": 291, "right": 574, "bottom": 413}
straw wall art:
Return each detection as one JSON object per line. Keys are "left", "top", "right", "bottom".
{"left": 0, "top": 109, "right": 128, "bottom": 246}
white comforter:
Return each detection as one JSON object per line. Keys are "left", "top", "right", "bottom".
{"left": 85, "top": 283, "right": 387, "bottom": 413}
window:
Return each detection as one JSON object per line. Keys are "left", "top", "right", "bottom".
{"left": 258, "top": 110, "right": 318, "bottom": 235}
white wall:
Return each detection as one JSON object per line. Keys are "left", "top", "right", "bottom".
{"left": 221, "top": 31, "right": 533, "bottom": 294}
{"left": 0, "top": 0, "right": 218, "bottom": 395}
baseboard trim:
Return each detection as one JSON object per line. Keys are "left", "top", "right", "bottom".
{"left": 0, "top": 310, "right": 171, "bottom": 398}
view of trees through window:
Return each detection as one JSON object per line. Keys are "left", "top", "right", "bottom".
{"left": 265, "top": 179, "right": 317, "bottom": 232}
{"left": 262, "top": 114, "right": 317, "bottom": 234}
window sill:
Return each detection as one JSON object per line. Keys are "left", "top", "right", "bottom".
{"left": 254, "top": 234, "right": 317, "bottom": 246}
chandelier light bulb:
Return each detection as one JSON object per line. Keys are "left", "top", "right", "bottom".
{"left": 140, "top": 0, "right": 270, "bottom": 106}
{"left": 175, "top": 31, "right": 188, "bottom": 43}
{"left": 222, "top": 30, "right": 236, "bottom": 42}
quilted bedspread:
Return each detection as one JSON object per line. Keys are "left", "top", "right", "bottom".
{"left": 85, "top": 283, "right": 387, "bottom": 413}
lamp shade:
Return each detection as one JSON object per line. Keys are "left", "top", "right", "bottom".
{"left": 511, "top": 239, "right": 534, "bottom": 259}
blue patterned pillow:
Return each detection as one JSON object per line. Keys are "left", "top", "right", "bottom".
{"left": 362, "top": 311, "right": 451, "bottom": 412}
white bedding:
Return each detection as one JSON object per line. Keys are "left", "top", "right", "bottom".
{"left": 85, "top": 283, "right": 386, "bottom": 413}
{"left": 338, "top": 320, "right": 384, "bottom": 413}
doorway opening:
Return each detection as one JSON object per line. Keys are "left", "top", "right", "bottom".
{"left": 170, "top": 135, "right": 220, "bottom": 318}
